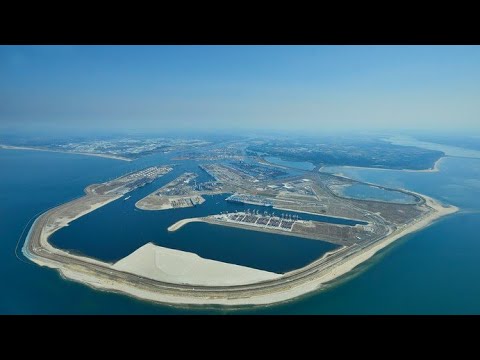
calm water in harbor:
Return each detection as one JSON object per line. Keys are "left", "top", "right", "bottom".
{"left": 339, "top": 183, "right": 418, "bottom": 204}
{"left": 49, "top": 191, "right": 339, "bottom": 273}
{"left": 2, "top": 149, "right": 480, "bottom": 314}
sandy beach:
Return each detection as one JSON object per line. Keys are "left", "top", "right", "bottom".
{"left": 288, "top": 195, "right": 458, "bottom": 286}
{"left": 320, "top": 156, "right": 445, "bottom": 174}
{"left": 23, "top": 178, "right": 459, "bottom": 306}
{"left": 54, "top": 193, "right": 457, "bottom": 307}
{"left": 0, "top": 144, "right": 132, "bottom": 162}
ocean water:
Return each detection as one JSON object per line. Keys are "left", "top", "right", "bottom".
{"left": 2, "top": 149, "right": 480, "bottom": 314}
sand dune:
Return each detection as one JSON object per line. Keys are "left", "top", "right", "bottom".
{"left": 112, "top": 243, "right": 281, "bottom": 286}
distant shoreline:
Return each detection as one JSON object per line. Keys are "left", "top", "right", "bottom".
{"left": 319, "top": 156, "right": 444, "bottom": 174}
{"left": 0, "top": 144, "right": 132, "bottom": 162}
{"left": 22, "top": 177, "right": 458, "bottom": 306}
{"left": 259, "top": 154, "right": 444, "bottom": 174}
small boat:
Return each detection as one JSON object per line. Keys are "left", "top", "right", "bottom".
{"left": 124, "top": 195, "right": 131, "bottom": 200}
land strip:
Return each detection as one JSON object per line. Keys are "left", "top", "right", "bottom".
{"left": 22, "top": 167, "right": 458, "bottom": 306}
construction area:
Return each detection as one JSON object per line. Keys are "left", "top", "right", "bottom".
{"left": 91, "top": 166, "right": 172, "bottom": 196}
{"left": 135, "top": 172, "right": 209, "bottom": 210}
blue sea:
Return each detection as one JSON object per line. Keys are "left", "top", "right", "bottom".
{"left": 2, "top": 149, "right": 480, "bottom": 314}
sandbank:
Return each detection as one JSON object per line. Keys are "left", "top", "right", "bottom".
{"left": 0, "top": 144, "right": 132, "bottom": 162}
{"left": 319, "top": 156, "right": 444, "bottom": 174}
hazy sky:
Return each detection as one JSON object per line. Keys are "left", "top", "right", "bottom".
{"left": 1, "top": 45, "right": 479, "bottom": 135}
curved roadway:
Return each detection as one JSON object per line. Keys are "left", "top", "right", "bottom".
{"left": 22, "top": 184, "right": 436, "bottom": 306}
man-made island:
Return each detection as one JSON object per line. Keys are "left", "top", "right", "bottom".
{"left": 23, "top": 162, "right": 458, "bottom": 306}
{"left": 0, "top": 137, "right": 212, "bottom": 161}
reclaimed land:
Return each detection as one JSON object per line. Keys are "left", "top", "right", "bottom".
{"left": 22, "top": 181, "right": 458, "bottom": 306}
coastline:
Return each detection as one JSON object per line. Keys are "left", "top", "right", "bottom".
{"left": 296, "top": 195, "right": 458, "bottom": 286}
{"left": 0, "top": 144, "right": 132, "bottom": 162}
{"left": 320, "top": 156, "right": 444, "bottom": 174}
{"left": 68, "top": 195, "right": 458, "bottom": 306}
{"left": 385, "top": 136, "right": 480, "bottom": 159}
{"left": 22, "top": 181, "right": 459, "bottom": 306}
